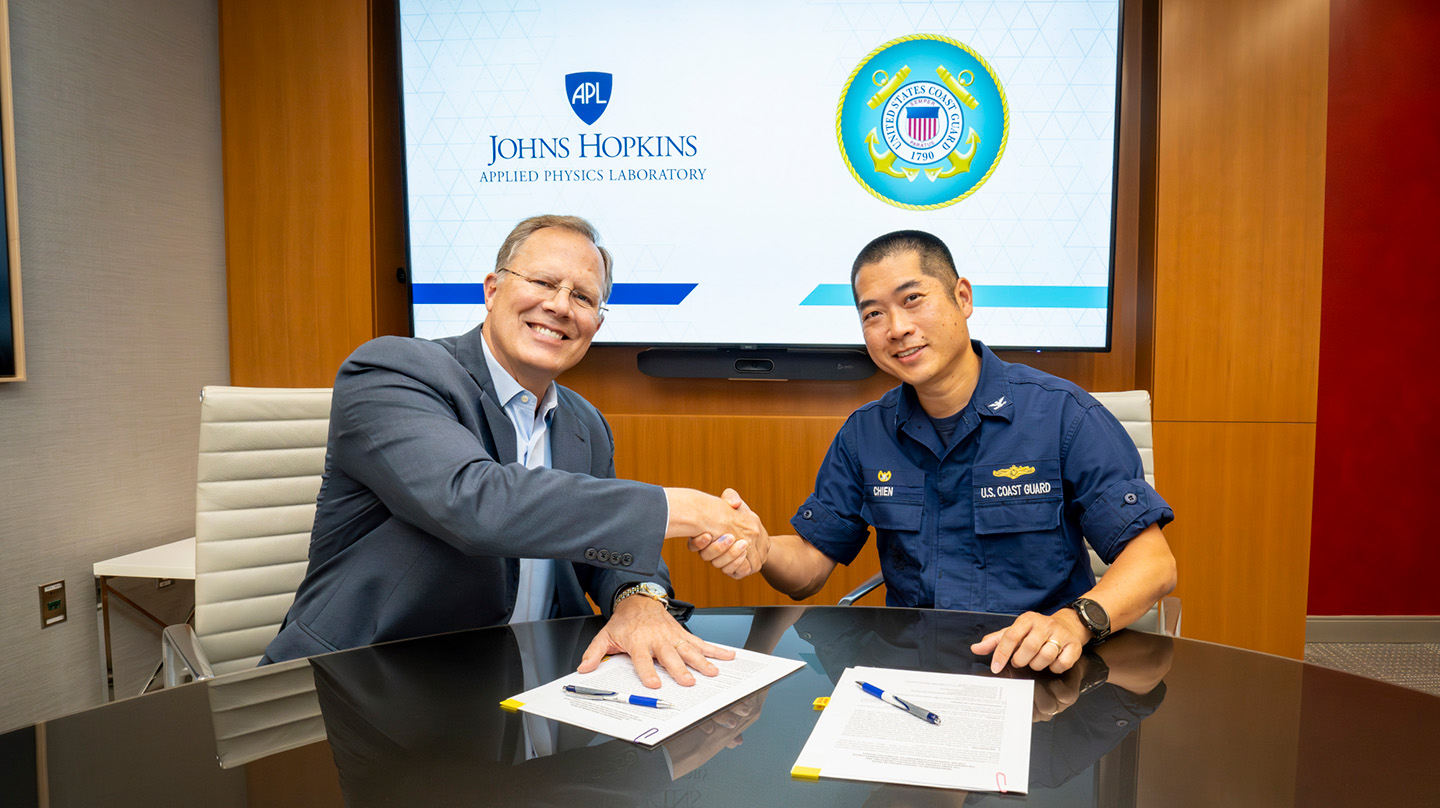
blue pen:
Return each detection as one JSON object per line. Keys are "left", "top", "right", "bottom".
{"left": 856, "top": 681, "right": 942, "bottom": 725}
{"left": 563, "top": 684, "right": 674, "bottom": 709}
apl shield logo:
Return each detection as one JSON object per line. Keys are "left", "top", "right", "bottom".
{"left": 566, "top": 72, "right": 612, "bottom": 125}
{"left": 837, "top": 35, "right": 1008, "bottom": 209}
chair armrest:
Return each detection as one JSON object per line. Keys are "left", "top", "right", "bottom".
{"left": 162, "top": 623, "right": 216, "bottom": 686}
{"left": 1128, "top": 595, "right": 1183, "bottom": 637}
{"left": 838, "top": 571, "right": 885, "bottom": 606}
{"left": 1159, "top": 595, "right": 1181, "bottom": 637}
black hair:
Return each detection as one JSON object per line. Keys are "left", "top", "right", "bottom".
{"left": 850, "top": 230, "right": 959, "bottom": 306}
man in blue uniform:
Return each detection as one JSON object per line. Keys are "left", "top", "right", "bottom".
{"left": 696, "top": 230, "right": 1176, "bottom": 675}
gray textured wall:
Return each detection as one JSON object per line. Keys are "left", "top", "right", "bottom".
{"left": 0, "top": 0, "right": 228, "bottom": 731}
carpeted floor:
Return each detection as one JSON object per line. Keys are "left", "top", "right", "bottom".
{"left": 1304, "top": 642, "right": 1440, "bottom": 698}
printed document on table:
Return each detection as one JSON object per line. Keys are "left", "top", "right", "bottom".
{"left": 792, "top": 665, "right": 1034, "bottom": 794}
{"left": 503, "top": 644, "right": 803, "bottom": 748}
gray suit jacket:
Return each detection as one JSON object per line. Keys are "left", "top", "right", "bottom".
{"left": 263, "top": 325, "right": 671, "bottom": 663}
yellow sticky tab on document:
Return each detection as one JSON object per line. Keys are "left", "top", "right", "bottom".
{"left": 791, "top": 766, "right": 822, "bottom": 781}
{"left": 812, "top": 696, "right": 830, "bottom": 710}
{"left": 499, "top": 698, "right": 524, "bottom": 712}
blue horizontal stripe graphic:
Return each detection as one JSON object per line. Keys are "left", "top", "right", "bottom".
{"left": 801, "top": 284, "right": 1108, "bottom": 309}
{"left": 413, "top": 283, "right": 487, "bottom": 305}
{"left": 799, "top": 285, "right": 854, "bottom": 306}
{"left": 608, "top": 283, "right": 697, "bottom": 305}
{"left": 413, "top": 283, "right": 696, "bottom": 306}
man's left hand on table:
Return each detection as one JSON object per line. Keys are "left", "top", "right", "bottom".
{"left": 970, "top": 608, "right": 1092, "bottom": 674}
{"left": 577, "top": 594, "right": 735, "bottom": 688}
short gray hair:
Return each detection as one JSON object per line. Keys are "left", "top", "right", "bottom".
{"left": 495, "top": 214, "right": 614, "bottom": 300}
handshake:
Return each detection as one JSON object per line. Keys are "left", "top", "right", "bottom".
{"left": 665, "top": 487, "right": 771, "bottom": 581}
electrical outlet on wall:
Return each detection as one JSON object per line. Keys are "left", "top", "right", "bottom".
{"left": 39, "top": 580, "right": 67, "bottom": 628}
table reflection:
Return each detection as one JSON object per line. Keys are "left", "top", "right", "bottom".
{"left": 290, "top": 608, "right": 1171, "bottom": 806}
{"left": 0, "top": 607, "right": 1188, "bottom": 808}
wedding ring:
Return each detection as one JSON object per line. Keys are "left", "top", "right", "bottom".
{"left": 674, "top": 639, "right": 692, "bottom": 649}
{"left": 1045, "top": 639, "right": 1064, "bottom": 652}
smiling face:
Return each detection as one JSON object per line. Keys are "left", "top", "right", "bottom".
{"left": 854, "top": 249, "right": 980, "bottom": 415}
{"left": 481, "top": 227, "right": 606, "bottom": 393}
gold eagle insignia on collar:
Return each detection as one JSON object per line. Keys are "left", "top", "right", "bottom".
{"left": 992, "top": 465, "right": 1036, "bottom": 480}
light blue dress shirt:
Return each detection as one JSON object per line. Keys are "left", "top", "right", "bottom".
{"left": 479, "top": 336, "right": 561, "bottom": 625}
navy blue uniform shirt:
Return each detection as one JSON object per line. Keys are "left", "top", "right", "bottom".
{"left": 791, "top": 341, "right": 1173, "bottom": 614}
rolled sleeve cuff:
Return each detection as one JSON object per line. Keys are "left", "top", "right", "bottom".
{"left": 1080, "top": 479, "right": 1174, "bottom": 563}
{"left": 790, "top": 495, "right": 869, "bottom": 566}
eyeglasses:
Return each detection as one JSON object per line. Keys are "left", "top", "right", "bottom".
{"left": 498, "top": 268, "right": 608, "bottom": 321}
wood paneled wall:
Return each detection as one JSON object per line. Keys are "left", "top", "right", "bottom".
{"left": 220, "top": 0, "right": 407, "bottom": 388}
{"left": 223, "top": 0, "right": 1150, "bottom": 613}
{"left": 222, "top": 0, "right": 1328, "bottom": 653}
{"left": 1150, "top": 0, "right": 1328, "bottom": 656}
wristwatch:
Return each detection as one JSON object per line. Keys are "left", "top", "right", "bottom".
{"left": 613, "top": 582, "right": 670, "bottom": 611}
{"left": 1065, "top": 597, "right": 1112, "bottom": 643}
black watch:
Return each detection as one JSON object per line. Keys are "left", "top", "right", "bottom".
{"left": 1065, "top": 597, "right": 1112, "bottom": 643}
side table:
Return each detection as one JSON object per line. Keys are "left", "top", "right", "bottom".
{"left": 93, "top": 537, "right": 196, "bottom": 701}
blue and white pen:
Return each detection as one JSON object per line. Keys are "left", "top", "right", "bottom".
{"left": 856, "top": 681, "right": 942, "bottom": 725}
{"left": 563, "top": 684, "right": 674, "bottom": 709}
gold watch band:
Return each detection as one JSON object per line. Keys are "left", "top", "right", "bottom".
{"left": 613, "top": 583, "right": 669, "bottom": 611}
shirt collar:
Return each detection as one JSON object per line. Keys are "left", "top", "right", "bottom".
{"left": 968, "top": 340, "right": 1014, "bottom": 422}
{"left": 479, "top": 332, "right": 558, "bottom": 419}
{"left": 895, "top": 339, "right": 1013, "bottom": 432}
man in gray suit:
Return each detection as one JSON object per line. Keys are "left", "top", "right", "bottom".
{"left": 263, "top": 215, "right": 765, "bottom": 688}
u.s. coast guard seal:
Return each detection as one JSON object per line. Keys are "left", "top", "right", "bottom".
{"left": 837, "top": 35, "right": 1008, "bottom": 209}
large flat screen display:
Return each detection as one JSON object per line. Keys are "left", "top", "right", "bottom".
{"left": 400, "top": 0, "right": 1123, "bottom": 350}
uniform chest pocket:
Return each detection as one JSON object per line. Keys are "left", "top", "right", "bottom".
{"left": 864, "top": 499, "right": 924, "bottom": 531}
{"left": 974, "top": 499, "right": 1061, "bottom": 534}
{"left": 973, "top": 459, "right": 1062, "bottom": 535}
{"left": 862, "top": 467, "right": 925, "bottom": 531}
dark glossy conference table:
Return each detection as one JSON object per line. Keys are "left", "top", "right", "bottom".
{"left": 3, "top": 606, "right": 1438, "bottom": 807}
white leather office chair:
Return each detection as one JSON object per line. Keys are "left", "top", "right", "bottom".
{"left": 163, "top": 386, "right": 332, "bottom": 684}
{"left": 839, "top": 390, "right": 1180, "bottom": 636}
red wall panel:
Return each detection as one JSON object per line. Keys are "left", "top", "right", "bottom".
{"left": 1309, "top": 0, "right": 1440, "bottom": 615}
